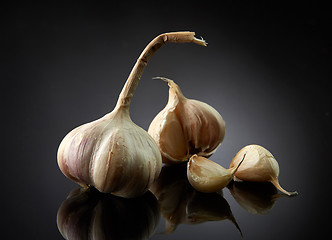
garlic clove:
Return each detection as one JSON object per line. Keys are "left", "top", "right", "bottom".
{"left": 149, "top": 105, "right": 189, "bottom": 163}
{"left": 230, "top": 144, "right": 298, "bottom": 197}
{"left": 58, "top": 32, "right": 206, "bottom": 198}
{"left": 187, "top": 154, "right": 245, "bottom": 193}
{"left": 148, "top": 77, "right": 225, "bottom": 164}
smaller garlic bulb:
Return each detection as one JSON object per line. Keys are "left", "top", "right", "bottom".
{"left": 229, "top": 144, "right": 298, "bottom": 196}
{"left": 187, "top": 154, "right": 245, "bottom": 193}
{"left": 148, "top": 77, "right": 226, "bottom": 164}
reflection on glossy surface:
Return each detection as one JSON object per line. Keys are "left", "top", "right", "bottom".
{"left": 186, "top": 191, "right": 242, "bottom": 236}
{"left": 228, "top": 181, "right": 287, "bottom": 215}
{"left": 150, "top": 163, "right": 194, "bottom": 233}
{"left": 150, "top": 163, "right": 241, "bottom": 236}
{"left": 57, "top": 187, "right": 160, "bottom": 240}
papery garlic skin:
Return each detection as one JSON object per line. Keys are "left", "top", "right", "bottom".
{"left": 187, "top": 154, "right": 244, "bottom": 193}
{"left": 58, "top": 107, "right": 162, "bottom": 198}
{"left": 230, "top": 144, "right": 298, "bottom": 196}
{"left": 148, "top": 78, "right": 225, "bottom": 164}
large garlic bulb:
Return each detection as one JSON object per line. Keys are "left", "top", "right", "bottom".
{"left": 57, "top": 107, "right": 161, "bottom": 198}
{"left": 148, "top": 77, "right": 225, "bottom": 164}
{"left": 57, "top": 32, "right": 206, "bottom": 198}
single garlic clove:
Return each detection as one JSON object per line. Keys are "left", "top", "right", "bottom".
{"left": 187, "top": 154, "right": 245, "bottom": 193}
{"left": 148, "top": 77, "right": 226, "bottom": 164}
{"left": 150, "top": 106, "right": 189, "bottom": 163}
{"left": 58, "top": 32, "right": 206, "bottom": 198}
{"left": 230, "top": 144, "right": 298, "bottom": 197}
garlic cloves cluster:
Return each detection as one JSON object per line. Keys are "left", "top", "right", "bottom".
{"left": 229, "top": 144, "right": 298, "bottom": 196}
{"left": 57, "top": 32, "right": 206, "bottom": 198}
{"left": 148, "top": 77, "right": 225, "bottom": 164}
{"left": 187, "top": 154, "right": 246, "bottom": 193}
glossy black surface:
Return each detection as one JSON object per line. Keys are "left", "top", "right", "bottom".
{"left": 3, "top": 2, "right": 331, "bottom": 239}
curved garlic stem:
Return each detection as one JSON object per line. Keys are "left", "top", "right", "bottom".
{"left": 116, "top": 32, "right": 207, "bottom": 108}
{"left": 270, "top": 178, "right": 298, "bottom": 197}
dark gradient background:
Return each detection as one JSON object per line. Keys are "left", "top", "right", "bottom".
{"left": 2, "top": 1, "right": 331, "bottom": 239}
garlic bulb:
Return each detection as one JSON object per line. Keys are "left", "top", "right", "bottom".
{"left": 187, "top": 154, "right": 245, "bottom": 193}
{"left": 148, "top": 77, "right": 225, "bottom": 164}
{"left": 229, "top": 144, "right": 298, "bottom": 196}
{"left": 57, "top": 31, "right": 206, "bottom": 198}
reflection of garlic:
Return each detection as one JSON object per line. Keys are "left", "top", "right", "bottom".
{"left": 149, "top": 164, "right": 194, "bottom": 233}
{"left": 187, "top": 191, "right": 242, "bottom": 237}
{"left": 57, "top": 32, "right": 206, "bottom": 198}
{"left": 57, "top": 187, "right": 160, "bottom": 240}
{"left": 230, "top": 144, "right": 298, "bottom": 196}
{"left": 148, "top": 78, "right": 225, "bottom": 164}
{"left": 150, "top": 164, "right": 241, "bottom": 236}
{"left": 187, "top": 154, "right": 245, "bottom": 193}
{"left": 228, "top": 181, "right": 283, "bottom": 215}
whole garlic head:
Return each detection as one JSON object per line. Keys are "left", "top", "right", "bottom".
{"left": 148, "top": 77, "right": 225, "bottom": 164}
{"left": 58, "top": 107, "right": 162, "bottom": 198}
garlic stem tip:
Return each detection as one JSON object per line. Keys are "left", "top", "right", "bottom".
{"left": 152, "top": 77, "right": 174, "bottom": 87}
{"left": 152, "top": 76, "right": 170, "bottom": 82}
{"left": 193, "top": 36, "right": 208, "bottom": 46}
{"left": 289, "top": 191, "right": 299, "bottom": 197}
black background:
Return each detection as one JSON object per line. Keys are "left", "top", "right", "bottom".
{"left": 2, "top": 1, "right": 331, "bottom": 239}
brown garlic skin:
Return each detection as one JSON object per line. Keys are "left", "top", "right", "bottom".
{"left": 148, "top": 78, "right": 225, "bottom": 164}
{"left": 230, "top": 144, "right": 298, "bottom": 196}
{"left": 57, "top": 32, "right": 206, "bottom": 198}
